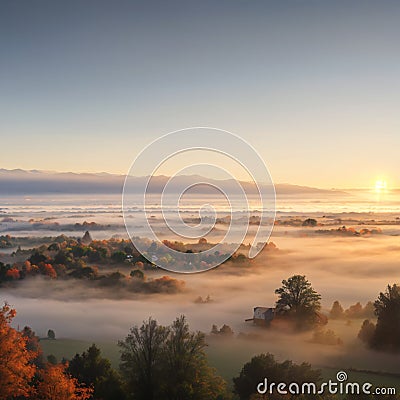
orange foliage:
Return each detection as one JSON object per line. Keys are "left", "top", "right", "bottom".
{"left": 0, "top": 303, "right": 92, "bottom": 400}
{"left": 23, "top": 260, "right": 32, "bottom": 272}
{"left": 23, "top": 261, "right": 40, "bottom": 276}
{"left": 41, "top": 263, "right": 57, "bottom": 279}
{"left": 5, "top": 268, "right": 20, "bottom": 280}
{"left": 0, "top": 304, "right": 36, "bottom": 400}
{"left": 35, "top": 364, "right": 93, "bottom": 400}
{"left": 135, "top": 261, "right": 144, "bottom": 268}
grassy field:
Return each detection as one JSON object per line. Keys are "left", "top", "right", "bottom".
{"left": 40, "top": 338, "right": 121, "bottom": 367}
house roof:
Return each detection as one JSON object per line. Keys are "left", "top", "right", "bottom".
{"left": 254, "top": 306, "right": 275, "bottom": 312}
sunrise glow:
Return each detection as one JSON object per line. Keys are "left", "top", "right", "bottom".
{"left": 375, "top": 180, "right": 388, "bottom": 193}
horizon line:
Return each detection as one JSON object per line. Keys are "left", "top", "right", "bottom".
{"left": 0, "top": 168, "right": 398, "bottom": 192}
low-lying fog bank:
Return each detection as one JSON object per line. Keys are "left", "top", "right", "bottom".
{"left": 2, "top": 233, "right": 399, "bottom": 374}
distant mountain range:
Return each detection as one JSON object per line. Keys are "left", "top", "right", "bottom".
{"left": 0, "top": 169, "right": 349, "bottom": 196}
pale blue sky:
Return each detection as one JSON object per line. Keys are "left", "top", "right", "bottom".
{"left": 1, "top": 0, "right": 399, "bottom": 188}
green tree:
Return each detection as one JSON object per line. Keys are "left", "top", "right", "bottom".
{"left": 233, "top": 353, "right": 322, "bottom": 400}
{"left": 275, "top": 275, "right": 322, "bottom": 330}
{"left": 130, "top": 269, "right": 144, "bottom": 280}
{"left": 48, "top": 242, "right": 61, "bottom": 252}
{"left": 47, "top": 354, "right": 58, "bottom": 365}
{"left": 47, "top": 329, "right": 56, "bottom": 340}
{"left": 54, "top": 250, "right": 69, "bottom": 265}
{"left": 119, "top": 316, "right": 229, "bottom": 400}
{"left": 119, "top": 318, "right": 169, "bottom": 400}
{"left": 71, "top": 245, "right": 88, "bottom": 258}
{"left": 111, "top": 251, "right": 127, "bottom": 263}
{"left": 29, "top": 251, "right": 47, "bottom": 265}
{"left": 371, "top": 284, "right": 400, "bottom": 351}
{"left": 68, "top": 344, "right": 126, "bottom": 400}
{"left": 69, "top": 266, "right": 98, "bottom": 280}
{"left": 163, "top": 316, "right": 228, "bottom": 400}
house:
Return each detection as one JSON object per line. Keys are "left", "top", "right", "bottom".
{"left": 246, "top": 306, "right": 328, "bottom": 327}
{"left": 245, "top": 307, "right": 276, "bottom": 326}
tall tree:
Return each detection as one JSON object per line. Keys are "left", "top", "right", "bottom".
{"left": 371, "top": 284, "right": 400, "bottom": 351}
{"left": 275, "top": 275, "right": 322, "bottom": 329}
{"left": 119, "top": 318, "right": 169, "bottom": 400}
{"left": 163, "top": 315, "right": 228, "bottom": 400}
{"left": 0, "top": 303, "right": 36, "bottom": 400}
{"left": 358, "top": 320, "right": 375, "bottom": 344}
{"left": 119, "top": 316, "right": 229, "bottom": 400}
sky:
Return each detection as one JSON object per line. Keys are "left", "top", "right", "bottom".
{"left": 0, "top": 0, "right": 399, "bottom": 188}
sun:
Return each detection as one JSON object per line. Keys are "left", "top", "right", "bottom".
{"left": 375, "top": 180, "right": 387, "bottom": 193}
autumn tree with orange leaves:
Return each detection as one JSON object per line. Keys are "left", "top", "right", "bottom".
{"left": 35, "top": 364, "right": 93, "bottom": 400}
{"left": 0, "top": 303, "right": 93, "bottom": 400}
{"left": 0, "top": 303, "right": 36, "bottom": 400}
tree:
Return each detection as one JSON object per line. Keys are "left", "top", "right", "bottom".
{"left": 55, "top": 250, "right": 69, "bottom": 265}
{"left": 130, "top": 269, "right": 144, "bottom": 280}
{"left": 0, "top": 303, "right": 93, "bottom": 400}
{"left": 29, "top": 251, "right": 47, "bottom": 265}
{"left": 344, "top": 302, "right": 363, "bottom": 319}
{"left": 35, "top": 363, "right": 93, "bottom": 400}
{"left": 111, "top": 251, "right": 127, "bottom": 263}
{"left": 371, "top": 284, "right": 400, "bottom": 351}
{"left": 0, "top": 261, "right": 8, "bottom": 281}
{"left": 47, "top": 329, "right": 56, "bottom": 340}
{"left": 362, "top": 301, "right": 375, "bottom": 318}
{"left": 47, "top": 354, "right": 58, "bottom": 365}
{"left": 233, "top": 353, "right": 322, "bottom": 400}
{"left": 69, "top": 267, "right": 98, "bottom": 280}
{"left": 0, "top": 303, "right": 36, "bottom": 400}
{"left": 358, "top": 320, "right": 375, "bottom": 344}
{"left": 302, "top": 218, "right": 317, "bottom": 227}
{"left": 211, "top": 324, "right": 219, "bottom": 335}
{"left": 119, "top": 316, "right": 229, "bottom": 400}
{"left": 22, "top": 325, "right": 44, "bottom": 367}
{"left": 5, "top": 267, "right": 20, "bottom": 280}
{"left": 218, "top": 324, "right": 234, "bottom": 337}
{"left": 275, "top": 275, "right": 322, "bottom": 330}
{"left": 162, "top": 316, "right": 228, "bottom": 400}
{"left": 329, "top": 301, "right": 344, "bottom": 319}
{"left": 68, "top": 344, "right": 126, "bottom": 400}
{"left": 48, "top": 242, "right": 61, "bottom": 252}
{"left": 311, "top": 329, "right": 342, "bottom": 345}
{"left": 119, "top": 318, "right": 169, "bottom": 400}
{"left": 41, "top": 263, "right": 57, "bottom": 279}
